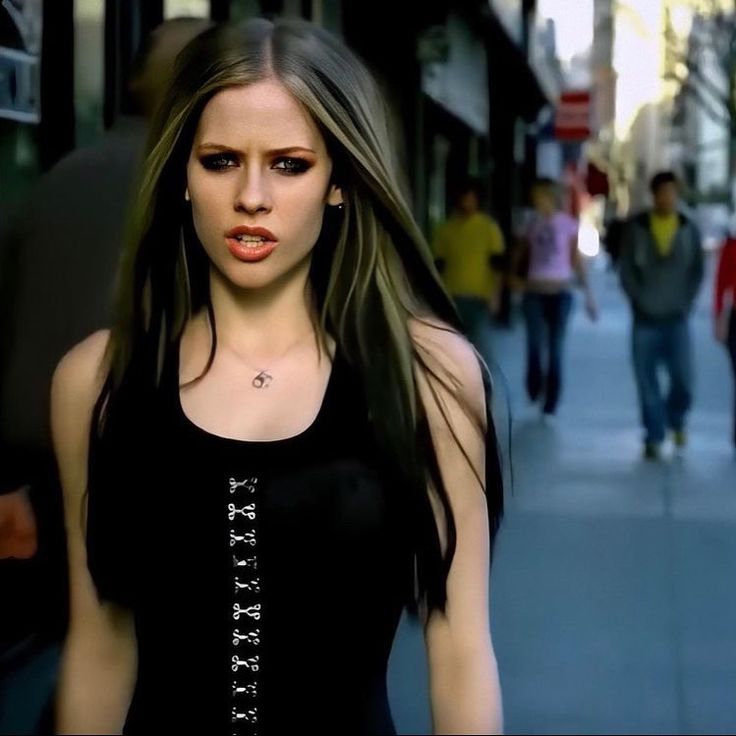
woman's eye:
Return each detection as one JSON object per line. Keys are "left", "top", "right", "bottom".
{"left": 272, "top": 157, "right": 310, "bottom": 175}
{"left": 200, "top": 153, "right": 238, "bottom": 171}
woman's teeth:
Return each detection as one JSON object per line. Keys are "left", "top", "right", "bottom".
{"left": 235, "top": 235, "right": 267, "bottom": 246}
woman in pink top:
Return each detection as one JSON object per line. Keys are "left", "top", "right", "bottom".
{"left": 516, "top": 178, "right": 598, "bottom": 418}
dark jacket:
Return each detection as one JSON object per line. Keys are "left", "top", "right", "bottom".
{"left": 619, "top": 211, "right": 704, "bottom": 322}
{"left": 0, "top": 117, "right": 146, "bottom": 644}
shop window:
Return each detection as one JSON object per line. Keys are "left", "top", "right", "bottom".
{"left": 164, "top": 0, "right": 209, "bottom": 18}
{"left": 75, "top": 0, "right": 104, "bottom": 145}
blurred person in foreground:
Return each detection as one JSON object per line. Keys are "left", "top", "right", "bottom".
{"left": 52, "top": 18, "right": 503, "bottom": 734}
{"left": 619, "top": 171, "right": 704, "bottom": 461}
{"left": 714, "top": 227, "right": 736, "bottom": 452}
{"left": 513, "top": 177, "right": 598, "bottom": 422}
{"left": 432, "top": 179, "right": 505, "bottom": 366}
{"left": 0, "top": 16, "right": 209, "bottom": 734}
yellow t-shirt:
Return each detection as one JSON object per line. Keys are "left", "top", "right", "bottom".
{"left": 432, "top": 212, "right": 505, "bottom": 299}
{"left": 650, "top": 212, "right": 679, "bottom": 257}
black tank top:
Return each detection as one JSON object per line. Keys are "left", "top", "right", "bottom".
{"left": 86, "top": 341, "right": 412, "bottom": 734}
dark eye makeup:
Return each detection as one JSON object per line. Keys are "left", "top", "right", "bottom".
{"left": 272, "top": 157, "right": 311, "bottom": 175}
{"left": 198, "top": 152, "right": 313, "bottom": 175}
{"left": 199, "top": 152, "right": 238, "bottom": 171}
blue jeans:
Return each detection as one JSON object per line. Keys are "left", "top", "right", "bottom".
{"left": 632, "top": 318, "right": 693, "bottom": 445}
{"left": 454, "top": 296, "right": 493, "bottom": 366}
{"left": 522, "top": 291, "right": 573, "bottom": 414}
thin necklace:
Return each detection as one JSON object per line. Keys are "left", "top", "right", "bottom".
{"left": 225, "top": 332, "right": 315, "bottom": 390}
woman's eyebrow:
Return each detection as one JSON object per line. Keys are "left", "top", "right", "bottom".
{"left": 196, "top": 143, "right": 317, "bottom": 156}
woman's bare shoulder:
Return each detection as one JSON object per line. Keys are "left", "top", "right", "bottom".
{"left": 408, "top": 316, "right": 485, "bottom": 413}
{"left": 51, "top": 330, "right": 111, "bottom": 438}
{"left": 53, "top": 330, "right": 110, "bottom": 398}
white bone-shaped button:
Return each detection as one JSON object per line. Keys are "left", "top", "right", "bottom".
{"left": 229, "top": 477, "right": 258, "bottom": 495}
{"left": 233, "top": 629, "right": 260, "bottom": 646}
{"left": 228, "top": 503, "right": 256, "bottom": 522}
{"left": 230, "top": 530, "right": 257, "bottom": 547}
{"left": 232, "top": 555, "right": 258, "bottom": 570}
{"left": 231, "top": 654, "right": 260, "bottom": 673}
{"left": 231, "top": 707, "right": 258, "bottom": 724}
{"left": 235, "top": 577, "right": 261, "bottom": 595}
{"left": 232, "top": 681, "right": 258, "bottom": 697}
{"left": 233, "top": 603, "right": 261, "bottom": 621}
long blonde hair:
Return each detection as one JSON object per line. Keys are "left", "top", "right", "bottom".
{"left": 102, "top": 17, "right": 502, "bottom": 613}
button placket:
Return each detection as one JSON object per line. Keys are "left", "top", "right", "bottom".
{"left": 228, "top": 477, "right": 260, "bottom": 734}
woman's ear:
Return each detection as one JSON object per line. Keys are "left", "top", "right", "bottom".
{"left": 326, "top": 185, "right": 343, "bottom": 207}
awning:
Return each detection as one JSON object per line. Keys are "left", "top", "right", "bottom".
{"left": 477, "top": 4, "right": 550, "bottom": 123}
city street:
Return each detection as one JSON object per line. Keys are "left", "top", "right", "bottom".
{"left": 389, "top": 259, "right": 736, "bottom": 734}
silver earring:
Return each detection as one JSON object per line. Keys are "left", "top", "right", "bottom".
{"left": 185, "top": 189, "right": 191, "bottom": 202}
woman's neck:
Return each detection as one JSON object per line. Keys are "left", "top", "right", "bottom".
{"left": 206, "top": 265, "right": 319, "bottom": 359}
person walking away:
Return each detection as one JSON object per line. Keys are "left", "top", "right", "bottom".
{"left": 515, "top": 177, "right": 598, "bottom": 421}
{"left": 433, "top": 179, "right": 505, "bottom": 365}
{"left": 619, "top": 171, "right": 704, "bottom": 460}
{"left": 714, "top": 230, "right": 736, "bottom": 451}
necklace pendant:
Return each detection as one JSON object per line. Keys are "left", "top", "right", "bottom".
{"left": 252, "top": 370, "right": 273, "bottom": 389}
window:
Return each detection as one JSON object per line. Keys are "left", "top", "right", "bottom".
{"left": 164, "top": 0, "right": 209, "bottom": 19}
{"left": 75, "top": 0, "right": 104, "bottom": 145}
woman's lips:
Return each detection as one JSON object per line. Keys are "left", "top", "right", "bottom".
{"left": 225, "top": 226, "right": 278, "bottom": 263}
{"left": 226, "top": 238, "right": 277, "bottom": 262}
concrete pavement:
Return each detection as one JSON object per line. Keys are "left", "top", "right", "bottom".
{"left": 388, "top": 261, "right": 736, "bottom": 734}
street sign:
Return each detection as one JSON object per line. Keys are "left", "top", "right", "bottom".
{"left": 555, "top": 90, "right": 591, "bottom": 141}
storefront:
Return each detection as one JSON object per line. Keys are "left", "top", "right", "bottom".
{"left": 1, "top": 0, "right": 549, "bottom": 237}
{"left": 1, "top": 0, "right": 239, "bottom": 223}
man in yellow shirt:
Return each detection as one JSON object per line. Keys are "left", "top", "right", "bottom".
{"left": 619, "top": 171, "right": 704, "bottom": 460}
{"left": 433, "top": 179, "right": 505, "bottom": 362}
{"left": 650, "top": 205, "right": 679, "bottom": 258}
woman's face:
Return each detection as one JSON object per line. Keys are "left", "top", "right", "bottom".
{"left": 531, "top": 186, "right": 556, "bottom": 215}
{"left": 186, "top": 79, "right": 342, "bottom": 292}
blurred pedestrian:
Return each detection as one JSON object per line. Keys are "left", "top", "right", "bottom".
{"left": 619, "top": 171, "right": 704, "bottom": 460}
{"left": 53, "top": 18, "right": 504, "bottom": 734}
{"left": 603, "top": 216, "right": 627, "bottom": 270}
{"left": 714, "top": 229, "right": 736, "bottom": 451}
{"left": 433, "top": 178, "right": 505, "bottom": 365}
{"left": 514, "top": 177, "right": 598, "bottom": 421}
{"left": 0, "top": 16, "right": 210, "bottom": 734}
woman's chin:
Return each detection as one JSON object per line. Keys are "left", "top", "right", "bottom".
{"left": 208, "top": 249, "right": 314, "bottom": 295}
{"left": 224, "top": 269, "right": 279, "bottom": 292}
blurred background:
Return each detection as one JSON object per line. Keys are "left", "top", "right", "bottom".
{"left": 1, "top": 0, "right": 735, "bottom": 734}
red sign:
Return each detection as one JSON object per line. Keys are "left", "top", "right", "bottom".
{"left": 555, "top": 90, "right": 591, "bottom": 141}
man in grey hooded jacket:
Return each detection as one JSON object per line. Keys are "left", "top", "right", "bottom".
{"left": 619, "top": 171, "right": 704, "bottom": 460}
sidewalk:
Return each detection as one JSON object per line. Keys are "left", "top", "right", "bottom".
{"left": 388, "top": 263, "right": 736, "bottom": 734}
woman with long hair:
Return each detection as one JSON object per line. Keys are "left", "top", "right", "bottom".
{"left": 516, "top": 177, "right": 598, "bottom": 421}
{"left": 52, "top": 18, "right": 503, "bottom": 734}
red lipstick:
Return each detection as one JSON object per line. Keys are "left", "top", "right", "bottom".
{"left": 225, "top": 226, "right": 278, "bottom": 263}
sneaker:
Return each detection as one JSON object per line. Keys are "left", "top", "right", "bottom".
{"left": 643, "top": 443, "right": 662, "bottom": 461}
{"left": 673, "top": 430, "right": 688, "bottom": 449}
{"left": 540, "top": 411, "right": 557, "bottom": 427}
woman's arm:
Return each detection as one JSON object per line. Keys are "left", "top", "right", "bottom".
{"left": 509, "top": 238, "right": 529, "bottom": 292}
{"left": 51, "top": 331, "right": 138, "bottom": 735}
{"left": 571, "top": 235, "right": 598, "bottom": 320}
{"left": 412, "top": 321, "right": 503, "bottom": 735}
